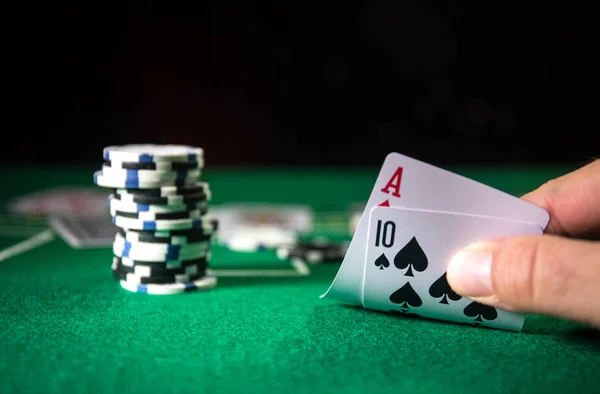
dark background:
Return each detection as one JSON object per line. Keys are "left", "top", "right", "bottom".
{"left": 8, "top": 1, "right": 587, "bottom": 167}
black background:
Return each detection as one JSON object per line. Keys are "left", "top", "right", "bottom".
{"left": 7, "top": 1, "right": 588, "bottom": 167}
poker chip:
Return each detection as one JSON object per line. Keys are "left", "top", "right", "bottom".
{"left": 112, "top": 264, "right": 205, "bottom": 284}
{"left": 104, "top": 159, "right": 204, "bottom": 171}
{"left": 108, "top": 195, "right": 208, "bottom": 214}
{"left": 112, "top": 256, "right": 208, "bottom": 276}
{"left": 94, "top": 170, "right": 199, "bottom": 189}
{"left": 103, "top": 144, "right": 204, "bottom": 163}
{"left": 101, "top": 165, "right": 202, "bottom": 180}
{"left": 111, "top": 214, "right": 215, "bottom": 231}
{"left": 93, "top": 144, "right": 218, "bottom": 295}
{"left": 118, "top": 274, "right": 217, "bottom": 295}
{"left": 109, "top": 207, "right": 206, "bottom": 221}
{"left": 117, "top": 255, "right": 211, "bottom": 269}
{"left": 113, "top": 237, "right": 210, "bottom": 262}
{"left": 114, "top": 182, "right": 210, "bottom": 197}
{"left": 111, "top": 258, "right": 206, "bottom": 284}
{"left": 112, "top": 191, "right": 210, "bottom": 206}
{"left": 276, "top": 237, "right": 349, "bottom": 264}
{"left": 117, "top": 228, "right": 214, "bottom": 244}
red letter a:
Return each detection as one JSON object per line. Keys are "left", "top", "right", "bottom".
{"left": 380, "top": 167, "right": 403, "bottom": 198}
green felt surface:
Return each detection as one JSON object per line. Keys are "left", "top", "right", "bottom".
{"left": 1, "top": 165, "right": 599, "bottom": 394}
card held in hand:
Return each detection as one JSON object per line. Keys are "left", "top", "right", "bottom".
{"left": 362, "top": 206, "right": 543, "bottom": 331}
{"left": 322, "top": 152, "right": 550, "bottom": 307}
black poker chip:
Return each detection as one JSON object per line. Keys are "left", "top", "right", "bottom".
{"left": 111, "top": 268, "right": 205, "bottom": 284}
{"left": 112, "top": 256, "right": 208, "bottom": 277}
{"left": 116, "top": 184, "right": 208, "bottom": 197}
{"left": 111, "top": 191, "right": 210, "bottom": 206}
{"left": 113, "top": 255, "right": 211, "bottom": 269}
{"left": 276, "top": 238, "right": 349, "bottom": 264}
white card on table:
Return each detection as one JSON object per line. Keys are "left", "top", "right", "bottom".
{"left": 322, "top": 152, "right": 550, "bottom": 305}
{"left": 362, "top": 206, "right": 544, "bottom": 331}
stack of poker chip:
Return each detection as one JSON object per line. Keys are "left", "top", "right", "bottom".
{"left": 93, "top": 144, "right": 218, "bottom": 295}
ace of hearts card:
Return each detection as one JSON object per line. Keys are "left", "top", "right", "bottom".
{"left": 322, "top": 152, "right": 550, "bottom": 331}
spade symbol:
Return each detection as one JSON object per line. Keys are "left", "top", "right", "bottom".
{"left": 374, "top": 253, "right": 390, "bottom": 270}
{"left": 389, "top": 282, "right": 422, "bottom": 310}
{"left": 393, "top": 237, "right": 428, "bottom": 276}
{"left": 428, "top": 272, "right": 462, "bottom": 304}
{"left": 463, "top": 301, "right": 498, "bottom": 325}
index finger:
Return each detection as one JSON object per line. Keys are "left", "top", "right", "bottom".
{"left": 521, "top": 159, "right": 600, "bottom": 239}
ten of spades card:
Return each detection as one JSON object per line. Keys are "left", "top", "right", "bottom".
{"left": 362, "top": 206, "right": 544, "bottom": 331}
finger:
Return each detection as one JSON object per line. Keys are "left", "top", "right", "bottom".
{"left": 521, "top": 159, "right": 600, "bottom": 238}
{"left": 447, "top": 235, "right": 600, "bottom": 328}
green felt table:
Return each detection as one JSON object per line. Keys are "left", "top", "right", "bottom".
{"left": 1, "top": 165, "right": 599, "bottom": 394}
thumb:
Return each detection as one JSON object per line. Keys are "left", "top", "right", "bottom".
{"left": 446, "top": 235, "right": 600, "bottom": 328}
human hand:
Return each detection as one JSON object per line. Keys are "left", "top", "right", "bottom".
{"left": 447, "top": 160, "right": 600, "bottom": 328}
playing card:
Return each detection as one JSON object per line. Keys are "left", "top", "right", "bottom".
{"left": 362, "top": 206, "right": 544, "bottom": 331}
{"left": 210, "top": 203, "right": 313, "bottom": 248}
{"left": 48, "top": 215, "right": 115, "bottom": 248}
{"left": 8, "top": 187, "right": 109, "bottom": 218}
{"left": 323, "top": 152, "right": 550, "bottom": 305}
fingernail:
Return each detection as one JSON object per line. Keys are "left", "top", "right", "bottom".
{"left": 447, "top": 248, "right": 494, "bottom": 297}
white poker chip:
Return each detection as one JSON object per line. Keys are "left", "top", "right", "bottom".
{"left": 114, "top": 232, "right": 210, "bottom": 254}
{"left": 109, "top": 207, "right": 203, "bottom": 221}
{"left": 101, "top": 166, "right": 202, "bottom": 181}
{"left": 111, "top": 214, "right": 216, "bottom": 231}
{"left": 103, "top": 144, "right": 204, "bottom": 163}
{"left": 118, "top": 272, "right": 217, "bottom": 295}
{"left": 94, "top": 171, "right": 199, "bottom": 189}
{"left": 118, "top": 254, "right": 212, "bottom": 269}
{"left": 113, "top": 241, "right": 210, "bottom": 262}
{"left": 223, "top": 225, "right": 298, "bottom": 252}
{"left": 114, "top": 182, "right": 210, "bottom": 197}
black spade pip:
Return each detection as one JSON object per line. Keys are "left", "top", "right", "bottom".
{"left": 463, "top": 301, "right": 498, "bottom": 325}
{"left": 374, "top": 253, "right": 390, "bottom": 270}
{"left": 428, "top": 272, "right": 462, "bottom": 304}
{"left": 393, "top": 237, "right": 428, "bottom": 276}
{"left": 389, "top": 282, "right": 422, "bottom": 311}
